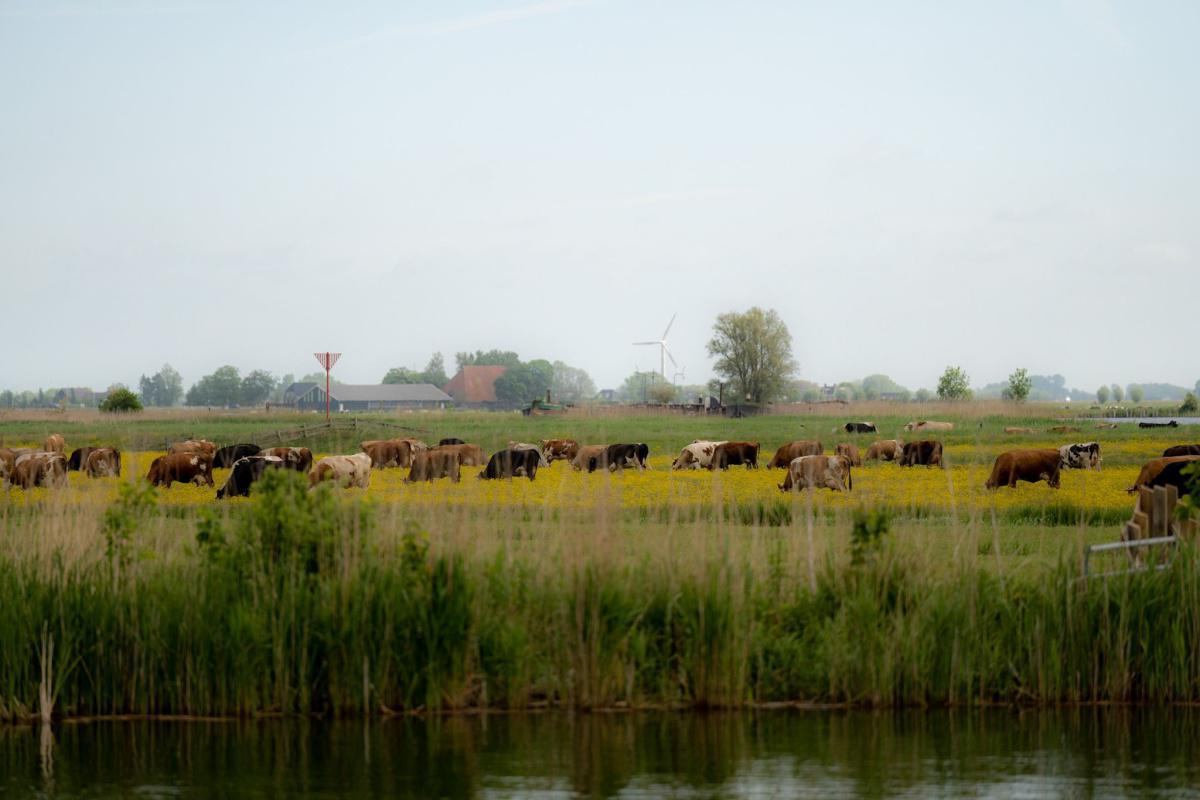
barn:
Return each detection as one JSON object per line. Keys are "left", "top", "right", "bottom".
{"left": 284, "top": 383, "right": 451, "bottom": 412}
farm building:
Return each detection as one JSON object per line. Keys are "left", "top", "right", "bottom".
{"left": 284, "top": 383, "right": 451, "bottom": 412}
{"left": 442, "top": 365, "right": 508, "bottom": 408}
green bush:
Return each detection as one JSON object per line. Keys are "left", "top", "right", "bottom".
{"left": 1181, "top": 392, "right": 1199, "bottom": 414}
{"left": 99, "top": 388, "right": 143, "bottom": 412}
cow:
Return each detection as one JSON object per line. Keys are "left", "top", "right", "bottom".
{"left": 261, "top": 447, "right": 313, "bottom": 472}
{"left": 406, "top": 450, "right": 462, "bottom": 483}
{"left": 216, "top": 456, "right": 286, "bottom": 499}
{"left": 540, "top": 438, "right": 580, "bottom": 464}
{"left": 10, "top": 452, "right": 68, "bottom": 489}
{"left": 1048, "top": 425, "right": 1081, "bottom": 434}
{"left": 844, "top": 422, "right": 877, "bottom": 434}
{"left": 1134, "top": 458, "right": 1199, "bottom": 497}
{"left": 594, "top": 443, "right": 648, "bottom": 472}
{"left": 213, "top": 443, "right": 262, "bottom": 468}
{"left": 1004, "top": 427, "right": 1035, "bottom": 434}
{"left": 1094, "top": 422, "right": 1118, "bottom": 430}
{"left": 507, "top": 442, "right": 550, "bottom": 467}
{"left": 985, "top": 449, "right": 1062, "bottom": 489}
{"left": 864, "top": 440, "right": 903, "bottom": 462}
{"left": 361, "top": 439, "right": 407, "bottom": 468}
{"left": 67, "top": 447, "right": 98, "bottom": 471}
{"left": 1127, "top": 456, "right": 1200, "bottom": 494}
{"left": 571, "top": 445, "right": 608, "bottom": 472}
{"left": 0, "top": 448, "right": 14, "bottom": 485}
{"left": 712, "top": 441, "right": 759, "bottom": 470}
{"left": 84, "top": 448, "right": 122, "bottom": 478}
{"left": 835, "top": 443, "right": 862, "bottom": 467}
{"left": 479, "top": 448, "right": 540, "bottom": 481}
{"left": 439, "top": 438, "right": 465, "bottom": 446}
{"left": 671, "top": 441, "right": 726, "bottom": 470}
{"left": 147, "top": 452, "right": 215, "bottom": 488}
{"left": 1058, "top": 442, "right": 1102, "bottom": 470}
{"left": 767, "top": 440, "right": 823, "bottom": 468}
{"left": 169, "top": 439, "right": 217, "bottom": 457}
{"left": 309, "top": 453, "right": 372, "bottom": 489}
{"left": 1163, "top": 445, "right": 1200, "bottom": 458}
{"left": 779, "top": 455, "right": 852, "bottom": 492}
{"left": 429, "top": 443, "right": 486, "bottom": 466}
{"left": 899, "top": 440, "right": 943, "bottom": 467}
{"left": 904, "top": 421, "right": 954, "bottom": 432}
{"left": 1140, "top": 421, "right": 1179, "bottom": 429}
{"left": 43, "top": 434, "right": 66, "bottom": 454}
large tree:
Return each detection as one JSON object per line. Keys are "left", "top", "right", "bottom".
{"left": 138, "top": 364, "right": 183, "bottom": 407}
{"left": 1003, "top": 368, "right": 1031, "bottom": 402}
{"left": 186, "top": 365, "right": 242, "bottom": 407}
{"left": 937, "top": 366, "right": 972, "bottom": 400}
{"left": 706, "top": 307, "right": 797, "bottom": 404}
{"left": 240, "top": 370, "right": 276, "bottom": 406}
{"left": 494, "top": 359, "right": 554, "bottom": 407}
{"left": 1096, "top": 385, "right": 1110, "bottom": 404}
{"left": 550, "top": 361, "right": 596, "bottom": 404}
{"left": 618, "top": 370, "right": 672, "bottom": 403}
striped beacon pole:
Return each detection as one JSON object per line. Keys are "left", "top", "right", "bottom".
{"left": 313, "top": 352, "right": 341, "bottom": 422}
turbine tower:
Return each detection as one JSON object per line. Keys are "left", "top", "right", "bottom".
{"left": 633, "top": 313, "right": 677, "bottom": 380}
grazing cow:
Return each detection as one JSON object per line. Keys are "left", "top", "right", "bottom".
{"left": 406, "top": 450, "right": 463, "bottom": 483}
{"left": 571, "top": 444, "right": 608, "bottom": 472}
{"left": 1136, "top": 459, "right": 1199, "bottom": 497}
{"left": 169, "top": 439, "right": 217, "bottom": 457}
{"left": 439, "top": 438, "right": 465, "bottom": 446}
{"left": 213, "top": 443, "right": 262, "bottom": 468}
{"left": 1163, "top": 444, "right": 1200, "bottom": 458}
{"left": 11, "top": 452, "right": 69, "bottom": 489}
{"left": 594, "top": 443, "right": 647, "bottom": 472}
{"left": 844, "top": 422, "right": 877, "bottom": 434}
{"left": 864, "top": 440, "right": 903, "bottom": 462}
{"left": 361, "top": 439, "right": 407, "bottom": 468}
{"left": 540, "top": 439, "right": 580, "bottom": 464}
{"left": 261, "top": 447, "right": 313, "bottom": 472}
{"left": 147, "top": 452, "right": 215, "bottom": 488}
{"left": 1047, "top": 425, "right": 1081, "bottom": 434}
{"left": 1140, "top": 421, "right": 1179, "bottom": 429}
{"left": 767, "top": 440, "right": 823, "bottom": 468}
{"left": 1094, "top": 422, "right": 1118, "bottom": 430}
{"left": 904, "top": 421, "right": 954, "bottom": 433}
{"left": 899, "top": 440, "right": 943, "bottom": 467}
{"left": 507, "top": 442, "right": 550, "bottom": 467}
{"left": 710, "top": 441, "right": 759, "bottom": 470}
{"left": 1127, "top": 456, "right": 1200, "bottom": 494}
{"left": 985, "top": 449, "right": 1062, "bottom": 489}
{"left": 671, "top": 441, "right": 726, "bottom": 470}
{"left": 216, "top": 456, "right": 286, "bottom": 499}
{"left": 309, "top": 453, "right": 372, "bottom": 489}
{"left": 84, "top": 448, "right": 122, "bottom": 478}
{"left": 67, "top": 447, "right": 98, "bottom": 471}
{"left": 429, "top": 443, "right": 486, "bottom": 466}
{"left": 0, "top": 448, "right": 13, "bottom": 484}
{"left": 1004, "top": 427, "right": 1035, "bottom": 434}
{"left": 43, "top": 434, "right": 66, "bottom": 454}
{"left": 835, "top": 443, "right": 863, "bottom": 467}
{"left": 479, "top": 448, "right": 540, "bottom": 481}
{"left": 1058, "top": 442, "right": 1102, "bottom": 470}
{"left": 779, "top": 455, "right": 852, "bottom": 492}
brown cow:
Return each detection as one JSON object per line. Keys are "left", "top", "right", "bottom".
{"left": 429, "top": 443, "right": 486, "bottom": 466}
{"left": 309, "top": 453, "right": 372, "bottom": 488}
{"left": 779, "top": 455, "right": 852, "bottom": 492}
{"left": 540, "top": 438, "right": 580, "bottom": 463}
{"left": 361, "top": 439, "right": 407, "bottom": 468}
{"left": 571, "top": 445, "right": 608, "bottom": 471}
{"left": 904, "top": 420, "right": 953, "bottom": 432}
{"left": 711, "top": 441, "right": 759, "bottom": 470}
{"left": 767, "top": 440, "right": 823, "bottom": 468}
{"left": 1127, "top": 456, "right": 1200, "bottom": 494}
{"left": 84, "top": 448, "right": 122, "bottom": 477}
{"left": 148, "top": 452, "right": 214, "bottom": 487}
{"left": 10, "top": 452, "right": 68, "bottom": 489}
{"left": 864, "top": 440, "right": 903, "bottom": 461}
{"left": 406, "top": 450, "right": 462, "bottom": 483}
{"left": 834, "top": 443, "right": 862, "bottom": 467}
{"left": 899, "top": 440, "right": 943, "bottom": 467}
{"left": 261, "top": 447, "right": 314, "bottom": 472}
{"left": 0, "top": 448, "right": 16, "bottom": 484}
{"left": 985, "top": 449, "right": 1062, "bottom": 489}
{"left": 169, "top": 439, "right": 217, "bottom": 457}
{"left": 43, "top": 434, "right": 66, "bottom": 454}
{"left": 1004, "top": 427, "right": 1035, "bottom": 434}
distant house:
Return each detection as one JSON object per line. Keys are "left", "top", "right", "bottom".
{"left": 54, "top": 387, "right": 96, "bottom": 407}
{"left": 596, "top": 389, "right": 617, "bottom": 403}
{"left": 442, "top": 365, "right": 508, "bottom": 408}
{"left": 287, "top": 383, "right": 451, "bottom": 412}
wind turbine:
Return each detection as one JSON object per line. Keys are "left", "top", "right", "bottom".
{"left": 634, "top": 313, "right": 677, "bottom": 380}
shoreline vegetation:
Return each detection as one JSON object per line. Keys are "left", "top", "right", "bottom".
{"left": 1, "top": 407, "right": 1198, "bottom": 723}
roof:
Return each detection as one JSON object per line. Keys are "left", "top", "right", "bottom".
{"left": 328, "top": 384, "right": 451, "bottom": 403}
{"left": 443, "top": 365, "right": 508, "bottom": 403}
{"left": 284, "top": 382, "right": 318, "bottom": 398}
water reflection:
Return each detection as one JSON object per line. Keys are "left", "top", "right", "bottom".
{"left": 2, "top": 708, "right": 1200, "bottom": 798}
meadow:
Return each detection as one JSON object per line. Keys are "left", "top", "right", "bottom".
{"left": 0, "top": 405, "right": 1197, "bottom": 720}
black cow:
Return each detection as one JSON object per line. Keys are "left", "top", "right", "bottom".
{"left": 899, "top": 440, "right": 943, "bottom": 467}
{"left": 216, "top": 456, "right": 286, "bottom": 499}
{"left": 592, "top": 443, "right": 647, "bottom": 472}
{"left": 213, "top": 443, "right": 263, "bottom": 468}
{"left": 479, "top": 448, "right": 540, "bottom": 481}
{"left": 1140, "top": 421, "right": 1179, "bottom": 429}
{"left": 67, "top": 446, "right": 98, "bottom": 471}
{"left": 1145, "top": 459, "right": 1198, "bottom": 497}
{"left": 844, "top": 422, "right": 877, "bottom": 434}
{"left": 439, "top": 438, "right": 466, "bottom": 446}
{"left": 1163, "top": 444, "right": 1200, "bottom": 458}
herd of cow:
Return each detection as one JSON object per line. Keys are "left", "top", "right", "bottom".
{"left": 1, "top": 419, "right": 1197, "bottom": 501}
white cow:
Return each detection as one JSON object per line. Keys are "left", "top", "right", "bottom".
{"left": 671, "top": 440, "right": 727, "bottom": 470}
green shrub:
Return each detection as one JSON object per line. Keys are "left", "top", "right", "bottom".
{"left": 99, "top": 388, "right": 143, "bottom": 412}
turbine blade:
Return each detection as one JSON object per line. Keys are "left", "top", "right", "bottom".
{"left": 663, "top": 344, "right": 678, "bottom": 368}
{"left": 661, "top": 312, "right": 677, "bottom": 340}
{"left": 633, "top": 341, "right": 658, "bottom": 346}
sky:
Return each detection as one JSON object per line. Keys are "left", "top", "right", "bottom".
{"left": 2, "top": 0, "right": 1197, "bottom": 394}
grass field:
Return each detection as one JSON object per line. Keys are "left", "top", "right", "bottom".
{"left": 1, "top": 406, "right": 1197, "bottom": 719}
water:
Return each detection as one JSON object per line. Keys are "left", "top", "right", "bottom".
{"left": 1092, "top": 417, "right": 1200, "bottom": 426}
{"left": 3, "top": 709, "right": 1200, "bottom": 798}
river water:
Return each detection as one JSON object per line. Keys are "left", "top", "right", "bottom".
{"left": 3, "top": 709, "right": 1200, "bottom": 798}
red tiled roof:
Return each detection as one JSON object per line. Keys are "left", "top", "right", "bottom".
{"left": 443, "top": 365, "right": 507, "bottom": 403}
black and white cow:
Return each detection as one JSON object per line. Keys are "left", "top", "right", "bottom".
{"left": 216, "top": 455, "right": 286, "bottom": 499}
{"left": 67, "top": 447, "right": 98, "bottom": 471}
{"left": 213, "top": 443, "right": 263, "bottom": 468}
{"left": 479, "top": 448, "right": 540, "bottom": 481}
{"left": 592, "top": 443, "right": 647, "bottom": 472}
{"left": 1058, "top": 442, "right": 1102, "bottom": 470}
{"left": 844, "top": 422, "right": 877, "bottom": 434}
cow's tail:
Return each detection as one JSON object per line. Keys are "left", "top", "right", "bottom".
{"left": 847, "top": 464, "right": 852, "bottom": 491}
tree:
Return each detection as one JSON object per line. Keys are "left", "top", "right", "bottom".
{"left": 382, "top": 367, "right": 424, "bottom": 384}
{"left": 706, "top": 307, "right": 797, "bottom": 404}
{"left": 1004, "top": 368, "right": 1032, "bottom": 402}
{"left": 241, "top": 370, "right": 275, "bottom": 406}
{"left": 455, "top": 350, "right": 521, "bottom": 370}
{"left": 493, "top": 359, "right": 554, "bottom": 407}
{"left": 271, "top": 374, "right": 295, "bottom": 403}
{"left": 100, "top": 387, "right": 142, "bottom": 412}
{"left": 648, "top": 383, "right": 678, "bottom": 404}
{"left": 1096, "top": 385, "right": 1110, "bottom": 404}
{"left": 914, "top": 388, "right": 932, "bottom": 403}
{"left": 186, "top": 366, "right": 242, "bottom": 407}
{"left": 1181, "top": 392, "right": 1199, "bottom": 414}
{"left": 138, "top": 364, "right": 183, "bottom": 407}
{"left": 423, "top": 353, "right": 448, "bottom": 387}
{"left": 1128, "top": 384, "right": 1144, "bottom": 404}
{"left": 936, "top": 366, "right": 972, "bottom": 401}
{"left": 1111, "top": 383, "right": 1124, "bottom": 403}
{"left": 618, "top": 370, "right": 671, "bottom": 402}
{"left": 551, "top": 361, "right": 596, "bottom": 404}
{"left": 0, "top": 390, "right": 12, "bottom": 408}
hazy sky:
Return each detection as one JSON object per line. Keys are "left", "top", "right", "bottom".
{"left": 2, "top": 0, "right": 1197, "bottom": 393}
